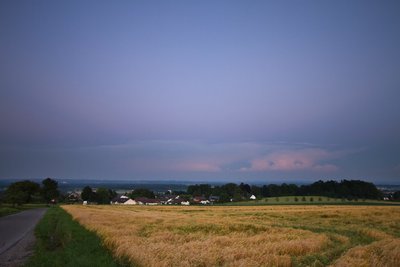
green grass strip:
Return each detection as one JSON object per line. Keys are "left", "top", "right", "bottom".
{"left": 25, "top": 206, "right": 128, "bottom": 267}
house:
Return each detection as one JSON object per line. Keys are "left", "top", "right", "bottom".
{"left": 181, "top": 201, "right": 190, "bottom": 205}
{"left": 134, "top": 197, "right": 161, "bottom": 205}
{"left": 157, "top": 196, "right": 170, "bottom": 205}
{"left": 123, "top": 199, "right": 137, "bottom": 205}
{"left": 161, "top": 195, "right": 179, "bottom": 205}
{"left": 193, "top": 196, "right": 208, "bottom": 203}
{"left": 167, "top": 198, "right": 181, "bottom": 205}
{"left": 111, "top": 195, "right": 130, "bottom": 204}
{"left": 209, "top": 196, "right": 220, "bottom": 203}
{"left": 162, "top": 195, "right": 190, "bottom": 205}
{"left": 193, "top": 196, "right": 211, "bottom": 205}
{"left": 66, "top": 192, "right": 81, "bottom": 203}
{"left": 250, "top": 195, "right": 256, "bottom": 200}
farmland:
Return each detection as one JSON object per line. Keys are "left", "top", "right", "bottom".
{"left": 62, "top": 205, "right": 400, "bottom": 267}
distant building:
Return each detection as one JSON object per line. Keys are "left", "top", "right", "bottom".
{"left": 209, "top": 196, "right": 220, "bottom": 203}
{"left": 111, "top": 195, "right": 130, "bottom": 204}
{"left": 66, "top": 192, "right": 81, "bottom": 203}
{"left": 123, "top": 199, "right": 137, "bottom": 205}
{"left": 200, "top": 200, "right": 210, "bottom": 205}
{"left": 193, "top": 196, "right": 208, "bottom": 204}
{"left": 134, "top": 197, "right": 160, "bottom": 205}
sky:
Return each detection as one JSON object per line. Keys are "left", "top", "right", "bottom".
{"left": 1, "top": 0, "right": 400, "bottom": 184}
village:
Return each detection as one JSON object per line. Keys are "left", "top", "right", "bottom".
{"left": 62, "top": 180, "right": 386, "bottom": 206}
{"left": 67, "top": 189, "right": 257, "bottom": 206}
{"left": 109, "top": 193, "right": 257, "bottom": 206}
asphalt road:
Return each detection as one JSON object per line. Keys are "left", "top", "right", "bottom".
{"left": 0, "top": 208, "right": 47, "bottom": 267}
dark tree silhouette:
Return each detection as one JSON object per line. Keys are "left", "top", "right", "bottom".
{"left": 41, "top": 178, "right": 59, "bottom": 203}
{"left": 81, "top": 186, "right": 95, "bottom": 201}
{"left": 5, "top": 180, "right": 40, "bottom": 206}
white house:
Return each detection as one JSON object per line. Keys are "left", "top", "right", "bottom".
{"left": 111, "top": 195, "right": 130, "bottom": 204}
{"left": 123, "top": 199, "right": 137, "bottom": 205}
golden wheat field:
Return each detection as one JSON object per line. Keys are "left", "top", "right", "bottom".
{"left": 62, "top": 205, "right": 400, "bottom": 267}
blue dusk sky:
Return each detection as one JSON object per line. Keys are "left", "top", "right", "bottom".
{"left": 1, "top": 0, "right": 399, "bottom": 183}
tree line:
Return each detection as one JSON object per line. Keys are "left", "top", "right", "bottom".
{"left": 80, "top": 186, "right": 118, "bottom": 204}
{"left": 1, "top": 178, "right": 59, "bottom": 206}
{"left": 187, "top": 180, "right": 383, "bottom": 202}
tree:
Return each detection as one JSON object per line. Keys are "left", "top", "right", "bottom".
{"left": 96, "top": 188, "right": 111, "bottom": 204}
{"left": 393, "top": 191, "right": 400, "bottom": 201}
{"left": 251, "top": 185, "right": 262, "bottom": 198}
{"left": 7, "top": 191, "right": 29, "bottom": 206}
{"left": 41, "top": 178, "right": 59, "bottom": 203}
{"left": 220, "top": 183, "right": 242, "bottom": 200}
{"left": 219, "top": 192, "right": 230, "bottom": 203}
{"left": 239, "top": 183, "right": 251, "bottom": 197}
{"left": 129, "top": 188, "right": 155, "bottom": 199}
{"left": 267, "top": 184, "right": 281, "bottom": 197}
{"left": 81, "top": 186, "right": 95, "bottom": 202}
{"left": 5, "top": 180, "right": 40, "bottom": 206}
{"left": 187, "top": 184, "right": 212, "bottom": 197}
{"left": 108, "top": 189, "right": 117, "bottom": 200}
{"left": 298, "top": 180, "right": 381, "bottom": 199}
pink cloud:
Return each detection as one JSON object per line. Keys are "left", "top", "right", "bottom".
{"left": 244, "top": 148, "right": 340, "bottom": 172}
{"left": 119, "top": 141, "right": 348, "bottom": 174}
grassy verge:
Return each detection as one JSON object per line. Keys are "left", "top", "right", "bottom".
{"left": 25, "top": 206, "right": 128, "bottom": 267}
{"left": 0, "top": 204, "right": 48, "bottom": 217}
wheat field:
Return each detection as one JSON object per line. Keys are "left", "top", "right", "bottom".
{"left": 62, "top": 205, "right": 400, "bottom": 267}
